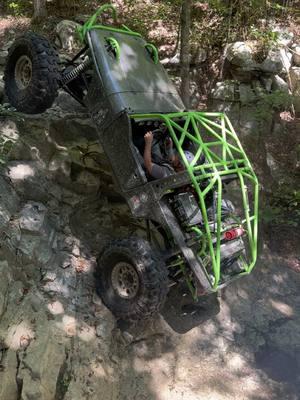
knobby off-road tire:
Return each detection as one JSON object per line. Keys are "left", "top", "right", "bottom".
{"left": 4, "top": 33, "right": 60, "bottom": 114}
{"left": 96, "top": 237, "right": 169, "bottom": 321}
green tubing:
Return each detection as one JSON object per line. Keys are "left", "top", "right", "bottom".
{"left": 84, "top": 24, "right": 142, "bottom": 38}
{"left": 88, "top": 4, "right": 117, "bottom": 27}
{"left": 105, "top": 37, "right": 121, "bottom": 61}
{"left": 191, "top": 226, "right": 207, "bottom": 256}
{"left": 78, "top": 4, "right": 141, "bottom": 42}
{"left": 121, "top": 24, "right": 135, "bottom": 33}
{"left": 131, "top": 112, "right": 259, "bottom": 290}
{"left": 79, "top": 4, "right": 117, "bottom": 42}
{"left": 145, "top": 43, "right": 159, "bottom": 64}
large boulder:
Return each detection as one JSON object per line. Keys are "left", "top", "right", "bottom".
{"left": 272, "top": 26, "right": 294, "bottom": 47}
{"left": 161, "top": 46, "right": 207, "bottom": 67}
{"left": 226, "top": 41, "right": 292, "bottom": 81}
{"left": 290, "top": 67, "right": 300, "bottom": 114}
{"left": 260, "top": 49, "right": 284, "bottom": 74}
{"left": 52, "top": 90, "right": 86, "bottom": 113}
{"left": 239, "top": 83, "right": 257, "bottom": 104}
{"left": 278, "top": 47, "right": 293, "bottom": 73}
{"left": 272, "top": 75, "right": 289, "bottom": 93}
{"left": 226, "top": 42, "right": 255, "bottom": 68}
{"left": 290, "top": 67, "right": 300, "bottom": 88}
{"left": 0, "top": 40, "right": 14, "bottom": 67}
{"left": 55, "top": 20, "right": 82, "bottom": 52}
{"left": 210, "top": 81, "right": 237, "bottom": 102}
{"left": 226, "top": 42, "right": 256, "bottom": 81}
{"left": 292, "top": 44, "right": 300, "bottom": 67}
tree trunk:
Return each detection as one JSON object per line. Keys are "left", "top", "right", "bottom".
{"left": 33, "top": 0, "right": 47, "bottom": 19}
{"left": 180, "top": 0, "right": 191, "bottom": 109}
{"left": 56, "top": 0, "right": 69, "bottom": 9}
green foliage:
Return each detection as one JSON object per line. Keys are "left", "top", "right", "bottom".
{"left": 3, "top": 0, "right": 29, "bottom": 15}
{"left": 205, "top": 0, "right": 292, "bottom": 43}
{"left": 255, "top": 91, "right": 292, "bottom": 122}
{"left": 8, "top": 1, "right": 21, "bottom": 16}
{"left": 262, "top": 186, "right": 300, "bottom": 227}
{"left": 250, "top": 27, "right": 279, "bottom": 48}
{"left": 249, "top": 26, "right": 280, "bottom": 62}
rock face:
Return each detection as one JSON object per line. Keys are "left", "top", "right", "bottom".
{"left": 209, "top": 27, "right": 300, "bottom": 185}
{"left": 0, "top": 81, "right": 4, "bottom": 104}
{"left": 226, "top": 40, "right": 292, "bottom": 81}
{"left": 0, "top": 110, "right": 141, "bottom": 400}
{"left": 226, "top": 42, "right": 255, "bottom": 71}
{"left": 290, "top": 66, "right": 300, "bottom": 114}
{"left": 293, "top": 45, "right": 300, "bottom": 66}
{"left": 55, "top": 20, "right": 82, "bottom": 52}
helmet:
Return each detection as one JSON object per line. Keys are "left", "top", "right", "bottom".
{"left": 184, "top": 150, "right": 195, "bottom": 163}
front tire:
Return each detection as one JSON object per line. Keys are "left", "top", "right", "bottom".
{"left": 4, "top": 32, "right": 59, "bottom": 114}
{"left": 96, "top": 238, "right": 169, "bottom": 321}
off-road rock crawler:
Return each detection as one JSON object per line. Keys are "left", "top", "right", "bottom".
{"left": 4, "top": 4, "right": 259, "bottom": 321}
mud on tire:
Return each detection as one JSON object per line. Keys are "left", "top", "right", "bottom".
{"left": 4, "top": 32, "right": 59, "bottom": 114}
{"left": 96, "top": 237, "right": 169, "bottom": 321}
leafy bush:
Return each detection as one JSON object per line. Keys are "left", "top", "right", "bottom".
{"left": 262, "top": 185, "right": 300, "bottom": 227}
{"left": 8, "top": 2, "right": 21, "bottom": 16}
{"left": 3, "top": 0, "right": 31, "bottom": 16}
{"left": 255, "top": 91, "right": 293, "bottom": 122}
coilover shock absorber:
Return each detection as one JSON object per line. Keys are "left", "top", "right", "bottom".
{"left": 60, "top": 56, "right": 91, "bottom": 86}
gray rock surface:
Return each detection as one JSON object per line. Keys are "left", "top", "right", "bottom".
{"left": 0, "top": 51, "right": 7, "bottom": 66}
{"left": 226, "top": 42, "right": 255, "bottom": 68}
{"left": 290, "top": 66, "right": 300, "bottom": 113}
{"left": 273, "top": 26, "right": 294, "bottom": 47}
{"left": 0, "top": 350, "right": 18, "bottom": 400}
{"left": 272, "top": 75, "right": 289, "bottom": 92}
{"left": 292, "top": 44, "right": 300, "bottom": 66}
{"left": 211, "top": 81, "right": 237, "bottom": 102}
{"left": 161, "top": 47, "right": 207, "bottom": 67}
{"left": 55, "top": 20, "right": 82, "bottom": 52}
{"left": 0, "top": 79, "right": 4, "bottom": 104}
{"left": 226, "top": 40, "right": 294, "bottom": 81}
{"left": 0, "top": 40, "right": 13, "bottom": 67}
{"left": 0, "top": 261, "right": 11, "bottom": 318}
{"left": 260, "top": 48, "right": 284, "bottom": 74}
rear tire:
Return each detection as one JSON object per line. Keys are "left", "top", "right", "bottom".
{"left": 96, "top": 237, "right": 169, "bottom": 321}
{"left": 4, "top": 32, "right": 59, "bottom": 114}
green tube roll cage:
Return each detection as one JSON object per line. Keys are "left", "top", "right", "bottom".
{"left": 78, "top": 4, "right": 142, "bottom": 42}
{"left": 131, "top": 112, "right": 259, "bottom": 291}
{"left": 78, "top": 4, "right": 159, "bottom": 63}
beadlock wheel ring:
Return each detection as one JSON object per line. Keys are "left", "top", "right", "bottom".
{"left": 15, "top": 55, "right": 33, "bottom": 90}
{"left": 111, "top": 262, "right": 140, "bottom": 299}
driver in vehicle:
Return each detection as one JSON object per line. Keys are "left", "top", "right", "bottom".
{"left": 144, "top": 131, "right": 194, "bottom": 179}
